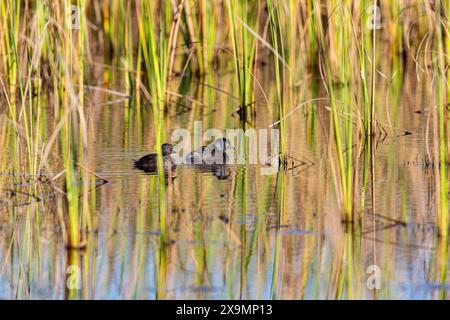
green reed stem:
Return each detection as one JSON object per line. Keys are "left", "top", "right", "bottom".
{"left": 136, "top": 0, "right": 169, "bottom": 247}
{"left": 312, "top": 0, "right": 351, "bottom": 221}
{"left": 227, "top": 0, "right": 258, "bottom": 125}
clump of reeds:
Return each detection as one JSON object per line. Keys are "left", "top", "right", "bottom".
{"left": 1, "top": 1, "right": 449, "bottom": 299}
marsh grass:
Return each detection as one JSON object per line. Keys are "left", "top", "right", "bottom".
{"left": 0, "top": 0, "right": 449, "bottom": 299}
{"left": 227, "top": 0, "right": 260, "bottom": 127}
{"left": 136, "top": 0, "right": 170, "bottom": 251}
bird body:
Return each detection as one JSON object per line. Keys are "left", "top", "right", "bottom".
{"left": 184, "top": 138, "right": 234, "bottom": 165}
{"left": 134, "top": 143, "right": 176, "bottom": 173}
{"left": 134, "top": 139, "right": 234, "bottom": 174}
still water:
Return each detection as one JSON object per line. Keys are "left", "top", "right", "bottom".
{"left": 0, "top": 63, "right": 448, "bottom": 300}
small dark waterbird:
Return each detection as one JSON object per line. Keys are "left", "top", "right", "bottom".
{"left": 134, "top": 143, "right": 176, "bottom": 173}
{"left": 184, "top": 138, "right": 234, "bottom": 165}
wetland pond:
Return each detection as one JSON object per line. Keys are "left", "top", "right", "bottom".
{"left": 0, "top": 0, "right": 449, "bottom": 300}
